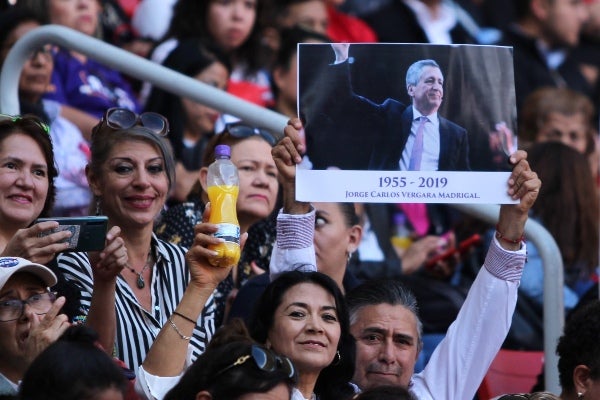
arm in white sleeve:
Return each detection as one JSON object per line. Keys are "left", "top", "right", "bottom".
{"left": 410, "top": 236, "right": 527, "bottom": 400}
{"left": 269, "top": 207, "right": 317, "bottom": 282}
{"left": 135, "top": 346, "right": 194, "bottom": 400}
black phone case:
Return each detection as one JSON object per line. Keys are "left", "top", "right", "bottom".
{"left": 35, "top": 216, "right": 108, "bottom": 252}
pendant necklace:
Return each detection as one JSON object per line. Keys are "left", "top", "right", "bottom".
{"left": 126, "top": 250, "right": 153, "bottom": 289}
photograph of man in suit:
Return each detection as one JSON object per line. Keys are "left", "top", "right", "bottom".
{"left": 303, "top": 43, "right": 471, "bottom": 171}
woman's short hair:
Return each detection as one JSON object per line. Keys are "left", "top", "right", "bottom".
{"left": 89, "top": 119, "right": 176, "bottom": 190}
{"left": 19, "top": 325, "right": 127, "bottom": 400}
{"left": 249, "top": 271, "right": 356, "bottom": 400}
{"left": 0, "top": 115, "right": 57, "bottom": 217}
{"left": 164, "top": 319, "right": 295, "bottom": 400}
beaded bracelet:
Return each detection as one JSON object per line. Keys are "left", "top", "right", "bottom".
{"left": 172, "top": 311, "right": 196, "bottom": 325}
{"left": 495, "top": 224, "right": 525, "bottom": 244}
{"left": 168, "top": 316, "right": 191, "bottom": 340}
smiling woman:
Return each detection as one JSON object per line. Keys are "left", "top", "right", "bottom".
{"left": 55, "top": 109, "right": 226, "bottom": 373}
{"left": 249, "top": 271, "right": 356, "bottom": 400}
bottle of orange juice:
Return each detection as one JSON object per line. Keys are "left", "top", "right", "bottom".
{"left": 206, "top": 145, "right": 241, "bottom": 267}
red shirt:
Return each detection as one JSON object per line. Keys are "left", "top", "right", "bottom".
{"left": 327, "top": 6, "right": 378, "bottom": 43}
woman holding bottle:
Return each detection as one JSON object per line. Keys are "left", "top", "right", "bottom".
{"left": 156, "top": 123, "right": 279, "bottom": 327}
{"left": 56, "top": 108, "right": 225, "bottom": 372}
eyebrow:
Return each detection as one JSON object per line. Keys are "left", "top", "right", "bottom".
{"left": 285, "top": 302, "right": 337, "bottom": 312}
{"left": 110, "top": 156, "right": 163, "bottom": 163}
{"left": 0, "top": 157, "right": 48, "bottom": 170}
{"left": 361, "top": 327, "right": 415, "bottom": 343}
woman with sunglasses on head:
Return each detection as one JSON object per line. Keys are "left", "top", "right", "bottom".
{"left": 161, "top": 318, "right": 297, "bottom": 400}
{"left": 145, "top": 41, "right": 231, "bottom": 203}
{"left": 156, "top": 123, "right": 279, "bottom": 328}
{"left": 55, "top": 108, "right": 226, "bottom": 372}
{"left": 249, "top": 270, "right": 356, "bottom": 400}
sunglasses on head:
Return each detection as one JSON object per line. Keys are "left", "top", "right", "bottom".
{"left": 97, "top": 108, "right": 169, "bottom": 137}
{"left": 224, "top": 122, "right": 277, "bottom": 146}
{"left": 0, "top": 114, "right": 50, "bottom": 135}
{"left": 214, "top": 344, "right": 296, "bottom": 381}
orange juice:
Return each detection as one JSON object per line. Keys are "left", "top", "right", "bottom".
{"left": 207, "top": 185, "right": 241, "bottom": 267}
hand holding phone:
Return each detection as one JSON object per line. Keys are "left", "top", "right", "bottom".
{"left": 424, "top": 234, "right": 482, "bottom": 270}
{"left": 35, "top": 216, "right": 109, "bottom": 252}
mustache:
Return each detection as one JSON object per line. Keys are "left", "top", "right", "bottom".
{"left": 366, "top": 364, "right": 402, "bottom": 376}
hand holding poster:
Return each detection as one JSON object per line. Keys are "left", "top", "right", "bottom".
{"left": 296, "top": 43, "right": 518, "bottom": 203}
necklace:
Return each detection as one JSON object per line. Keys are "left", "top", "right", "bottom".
{"left": 126, "top": 250, "right": 153, "bottom": 289}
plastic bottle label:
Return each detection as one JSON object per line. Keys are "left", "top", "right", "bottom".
{"left": 214, "top": 223, "right": 240, "bottom": 244}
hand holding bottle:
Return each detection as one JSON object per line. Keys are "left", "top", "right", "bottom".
{"left": 206, "top": 145, "right": 241, "bottom": 267}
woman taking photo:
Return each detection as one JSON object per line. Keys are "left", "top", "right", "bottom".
{"left": 56, "top": 108, "right": 221, "bottom": 372}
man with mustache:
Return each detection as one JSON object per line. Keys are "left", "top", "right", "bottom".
{"left": 304, "top": 43, "right": 470, "bottom": 171}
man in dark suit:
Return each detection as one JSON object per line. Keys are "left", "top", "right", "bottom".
{"left": 305, "top": 43, "right": 470, "bottom": 171}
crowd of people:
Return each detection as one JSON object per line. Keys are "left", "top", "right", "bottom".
{"left": 0, "top": 0, "right": 599, "bottom": 399}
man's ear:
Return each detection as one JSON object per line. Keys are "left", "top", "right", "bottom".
{"left": 85, "top": 165, "right": 102, "bottom": 196}
{"left": 195, "top": 391, "right": 213, "bottom": 400}
{"left": 573, "top": 364, "right": 592, "bottom": 394}
{"left": 199, "top": 167, "right": 209, "bottom": 192}
{"left": 407, "top": 84, "right": 415, "bottom": 98}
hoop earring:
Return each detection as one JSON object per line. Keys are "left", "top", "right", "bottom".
{"left": 331, "top": 350, "right": 341, "bottom": 366}
{"left": 95, "top": 197, "right": 102, "bottom": 216}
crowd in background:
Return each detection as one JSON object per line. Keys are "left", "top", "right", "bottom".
{"left": 0, "top": 0, "right": 598, "bottom": 399}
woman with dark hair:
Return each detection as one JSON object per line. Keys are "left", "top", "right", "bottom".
{"left": 19, "top": 325, "right": 127, "bottom": 400}
{"left": 521, "top": 142, "right": 599, "bottom": 310}
{"left": 163, "top": 319, "right": 296, "bottom": 400}
{"left": 0, "top": 8, "right": 92, "bottom": 217}
{"left": 556, "top": 300, "right": 600, "bottom": 399}
{"left": 143, "top": 0, "right": 271, "bottom": 108}
{"left": 145, "top": 41, "right": 231, "bottom": 202}
{"left": 249, "top": 271, "right": 356, "bottom": 400}
{"left": 0, "top": 115, "right": 79, "bottom": 263}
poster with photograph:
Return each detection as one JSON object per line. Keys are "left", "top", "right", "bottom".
{"left": 296, "top": 43, "right": 518, "bottom": 203}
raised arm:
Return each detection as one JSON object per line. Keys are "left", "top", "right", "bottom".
{"left": 269, "top": 119, "right": 317, "bottom": 280}
{"left": 138, "top": 205, "right": 246, "bottom": 399}
{"left": 412, "top": 150, "right": 541, "bottom": 400}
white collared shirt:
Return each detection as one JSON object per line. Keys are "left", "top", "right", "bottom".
{"left": 403, "top": 0, "right": 457, "bottom": 44}
{"left": 400, "top": 107, "right": 441, "bottom": 171}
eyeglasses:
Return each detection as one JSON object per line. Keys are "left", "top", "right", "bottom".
{"left": 214, "top": 345, "right": 296, "bottom": 380}
{"left": 30, "top": 44, "right": 53, "bottom": 61}
{"left": 224, "top": 122, "right": 278, "bottom": 146}
{"left": 97, "top": 108, "right": 169, "bottom": 137}
{"left": 0, "top": 114, "right": 50, "bottom": 135}
{"left": 0, "top": 291, "right": 56, "bottom": 322}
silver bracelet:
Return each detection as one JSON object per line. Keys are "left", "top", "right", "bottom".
{"left": 168, "top": 316, "right": 192, "bottom": 340}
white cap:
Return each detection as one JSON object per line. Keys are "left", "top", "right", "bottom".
{"left": 0, "top": 257, "right": 57, "bottom": 291}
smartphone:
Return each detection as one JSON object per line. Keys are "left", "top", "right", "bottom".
{"left": 35, "top": 216, "right": 108, "bottom": 252}
{"left": 424, "top": 234, "right": 482, "bottom": 270}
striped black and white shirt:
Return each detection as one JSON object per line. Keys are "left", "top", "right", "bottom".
{"left": 57, "top": 234, "right": 216, "bottom": 372}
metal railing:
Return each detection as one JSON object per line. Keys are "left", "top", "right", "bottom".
{"left": 0, "top": 24, "right": 564, "bottom": 394}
